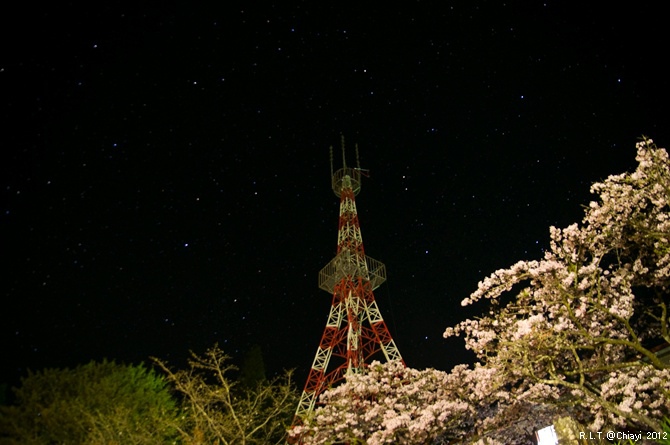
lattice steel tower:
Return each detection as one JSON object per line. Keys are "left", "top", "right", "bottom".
{"left": 293, "top": 137, "right": 404, "bottom": 423}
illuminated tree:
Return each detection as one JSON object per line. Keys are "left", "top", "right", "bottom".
{"left": 0, "top": 360, "right": 179, "bottom": 445}
{"left": 444, "top": 137, "right": 670, "bottom": 435}
{"left": 154, "top": 344, "right": 298, "bottom": 445}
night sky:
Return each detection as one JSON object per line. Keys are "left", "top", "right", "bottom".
{"left": 2, "top": 2, "right": 669, "bottom": 390}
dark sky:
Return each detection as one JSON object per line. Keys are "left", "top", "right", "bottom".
{"left": 2, "top": 2, "right": 668, "bottom": 390}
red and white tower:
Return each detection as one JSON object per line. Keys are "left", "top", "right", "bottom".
{"left": 293, "top": 138, "right": 404, "bottom": 423}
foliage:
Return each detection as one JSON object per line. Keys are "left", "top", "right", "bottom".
{"left": 443, "top": 137, "right": 670, "bottom": 436}
{"left": 0, "top": 359, "right": 179, "bottom": 445}
{"left": 238, "top": 344, "right": 267, "bottom": 389}
{"left": 153, "top": 344, "right": 298, "bottom": 445}
{"left": 655, "top": 417, "right": 670, "bottom": 445}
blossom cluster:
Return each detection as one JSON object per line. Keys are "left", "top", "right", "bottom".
{"left": 290, "top": 360, "right": 474, "bottom": 445}
{"left": 594, "top": 367, "right": 670, "bottom": 430}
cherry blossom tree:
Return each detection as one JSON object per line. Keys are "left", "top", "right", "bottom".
{"left": 289, "top": 360, "right": 475, "bottom": 445}
{"left": 290, "top": 359, "right": 562, "bottom": 444}
{"left": 444, "top": 137, "right": 670, "bottom": 435}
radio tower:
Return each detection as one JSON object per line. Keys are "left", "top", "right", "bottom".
{"left": 293, "top": 137, "right": 404, "bottom": 426}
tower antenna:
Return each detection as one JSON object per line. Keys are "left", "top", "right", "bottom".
{"left": 355, "top": 143, "right": 361, "bottom": 170}
{"left": 329, "top": 145, "right": 334, "bottom": 178}
{"left": 290, "top": 138, "right": 404, "bottom": 441}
